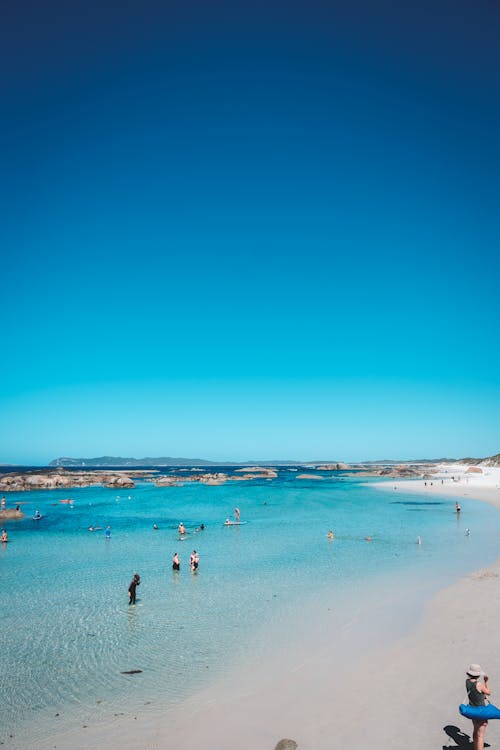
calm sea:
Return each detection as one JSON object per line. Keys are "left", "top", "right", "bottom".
{"left": 1, "top": 467, "right": 500, "bottom": 747}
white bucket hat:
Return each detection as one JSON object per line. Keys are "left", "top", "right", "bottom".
{"left": 467, "top": 664, "right": 482, "bottom": 677}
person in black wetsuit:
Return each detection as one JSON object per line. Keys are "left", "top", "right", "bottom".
{"left": 466, "top": 664, "right": 491, "bottom": 750}
{"left": 128, "top": 573, "right": 140, "bottom": 605}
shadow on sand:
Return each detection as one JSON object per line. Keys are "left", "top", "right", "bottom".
{"left": 443, "top": 724, "right": 490, "bottom": 748}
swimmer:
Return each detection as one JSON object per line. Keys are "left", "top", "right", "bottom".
{"left": 234, "top": 507, "right": 240, "bottom": 522}
{"left": 1, "top": 497, "right": 5, "bottom": 509}
{"left": 33, "top": 510, "right": 41, "bottom": 519}
{"left": 465, "top": 528, "right": 471, "bottom": 536}
{"left": 365, "top": 536, "right": 372, "bottom": 542}
{"left": 1, "top": 529, "right": 8, "bottom": 542}
{"left": 153, "top": 523, "right": 158, "bottom": 530}
{"left": 200, "top": 523, "right": 205, "bottom": 531}
{"left": 456, "top": 502, "right": 461, "bottom": 513}
{"left": 328, "top": 530, "right": 334, "bottom": 540}
{"left": 178, "top": 522, "right": 186, "bottom": 535}
{"left": 172, "top": 552, "right": 180, "bottom": 571}
{"left": 105, "top": 525, "right": 111, "bottom": 539}
{"left": 417, "top": 536, "right": 422, "bottom": 545}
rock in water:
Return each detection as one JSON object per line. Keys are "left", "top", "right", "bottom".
{"left": 274, "top": 741, "right": 298, "bottom": 750}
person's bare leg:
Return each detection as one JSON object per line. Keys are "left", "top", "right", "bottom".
{"left": 472, "top": 720, "right": 487, "bottom": 750}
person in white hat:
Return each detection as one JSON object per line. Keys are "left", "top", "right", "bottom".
{"left": 466, "top": 664, "right": 491, "bottom": 750}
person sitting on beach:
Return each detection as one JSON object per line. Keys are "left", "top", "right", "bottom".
{"left": 172, "top": 552, "right": 180, "bottom": 571}
{"left": 178, "top": 522, "right": 186, "bottom": 535}
{"left": 465, "top": 664, "right": 491, "bottom": 750}
{"left": 1, "top": 529, "right": 8, "bottom": 542}
{"left": 128, "top": 573, "right": 140, "bottom": 605}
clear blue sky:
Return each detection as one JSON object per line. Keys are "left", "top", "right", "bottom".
{"left": 1, "top": 0, "right": 499, "bottom": 464}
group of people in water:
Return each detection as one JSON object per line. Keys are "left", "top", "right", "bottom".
{"left": 129, "top": 548, "right": 199, "bottom": 604}
{"left": 171, "top": 549, "right": 199, "bottom": 572}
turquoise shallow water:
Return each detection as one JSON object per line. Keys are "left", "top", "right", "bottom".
{"left": 1, "top": 469, "right": 500, "bottom": 746}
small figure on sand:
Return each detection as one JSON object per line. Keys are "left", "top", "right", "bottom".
{"left": 234, "top": 507, "right": 240, "bottom": 522}
{"left": 465, "top": 664, "right": 491, "bottom": 750}
{"left": 1, "top": 529, "right": 8, "bottom": 542}
{"left": 456, "top": 502, "right": 461, "bottom": 514}
{"left": 178, "top": 522, "right": 186, "bottom": 535}
{"left": 105, "top": 525, "right": 111, "bottom": 539}
{"left": 128, "top": 573, "right": 140, "bottom": 605}
{"left": 172, "top": 552, "right": 180, "bottom": 571}
{"left": 190, "top": 550, "right": 199, "bottom": 571}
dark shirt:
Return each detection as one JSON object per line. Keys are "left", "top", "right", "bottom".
{"left": 466, "top": 678, "right": 486, "bottom": 707}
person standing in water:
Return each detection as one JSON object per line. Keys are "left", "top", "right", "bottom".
{"left": 465, "top": 664, "right": 491, "bottom": 750}
{"left": 178, "top": 522, "right": 186, "bottom": 535}
{"left": 234, "top": 507, "right": 240, "bottom": 522}
{"left": 456, "top": 502, "right": 461, "bottom": 514}
{"left": 128, "top": 573, "right": 140, "bottom": 605}
{"left": 172, "top": 552, "right": 180, "bottom": 571}
{"left": 190, "top": 550, "right": 199, "bottom": 571}
{"left": 105, "top": 525, "right": 111, "bottom": 539}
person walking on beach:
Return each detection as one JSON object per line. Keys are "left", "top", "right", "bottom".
{"left": 466, "top": 664, "right": 491, "bottom": 750}
{"left": 128, "top": 573, "right": 140, "bottom": 605}
{"left": 172, "top": 552, "right": 180, "bottom": 571}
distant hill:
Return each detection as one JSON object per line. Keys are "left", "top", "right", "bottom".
{"left": 48, "top": 456, "right": 305, "bottom": 467}
{"left": 49, "top": 456, "right": 216, "bottom": 467}
{"left": 48, "top": 453, "right": 500, "bottom": 468}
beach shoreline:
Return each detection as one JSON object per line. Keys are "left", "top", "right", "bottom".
{"left": 11, "top": 468, "right": 500, "bottom": 750}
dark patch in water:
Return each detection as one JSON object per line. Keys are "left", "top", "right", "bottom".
{"left": 391, "top": 501, "right": 444, "bottom": 506}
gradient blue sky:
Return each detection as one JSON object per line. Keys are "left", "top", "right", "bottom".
{"left": 1, "top": 0, "right": 499, "bottom": 464}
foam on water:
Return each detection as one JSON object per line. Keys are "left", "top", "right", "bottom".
{"left": 1, "top": 471, "right": 500, "bottom": 746}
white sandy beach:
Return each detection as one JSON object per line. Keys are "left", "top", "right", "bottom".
{"left": 31, "top": 465, "right": 500, "bottom": 750}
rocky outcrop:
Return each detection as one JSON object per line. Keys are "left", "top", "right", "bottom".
{"left": 274, "top": 740, "right": 298, "bottom": 750}
{"left": 315, "top": 463, "right": 350, "bottom": 470}
{"left": 296, "top": 474, "right": 324, "bottom": 480}
{"left": 103, "top": 475, "right": 135, "bottom": 488}
{"left": 0, "top": 470, "right": 139, "bottom": 492}
{"left": 153, "top": 469, "right": 278, "bottom": 487}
